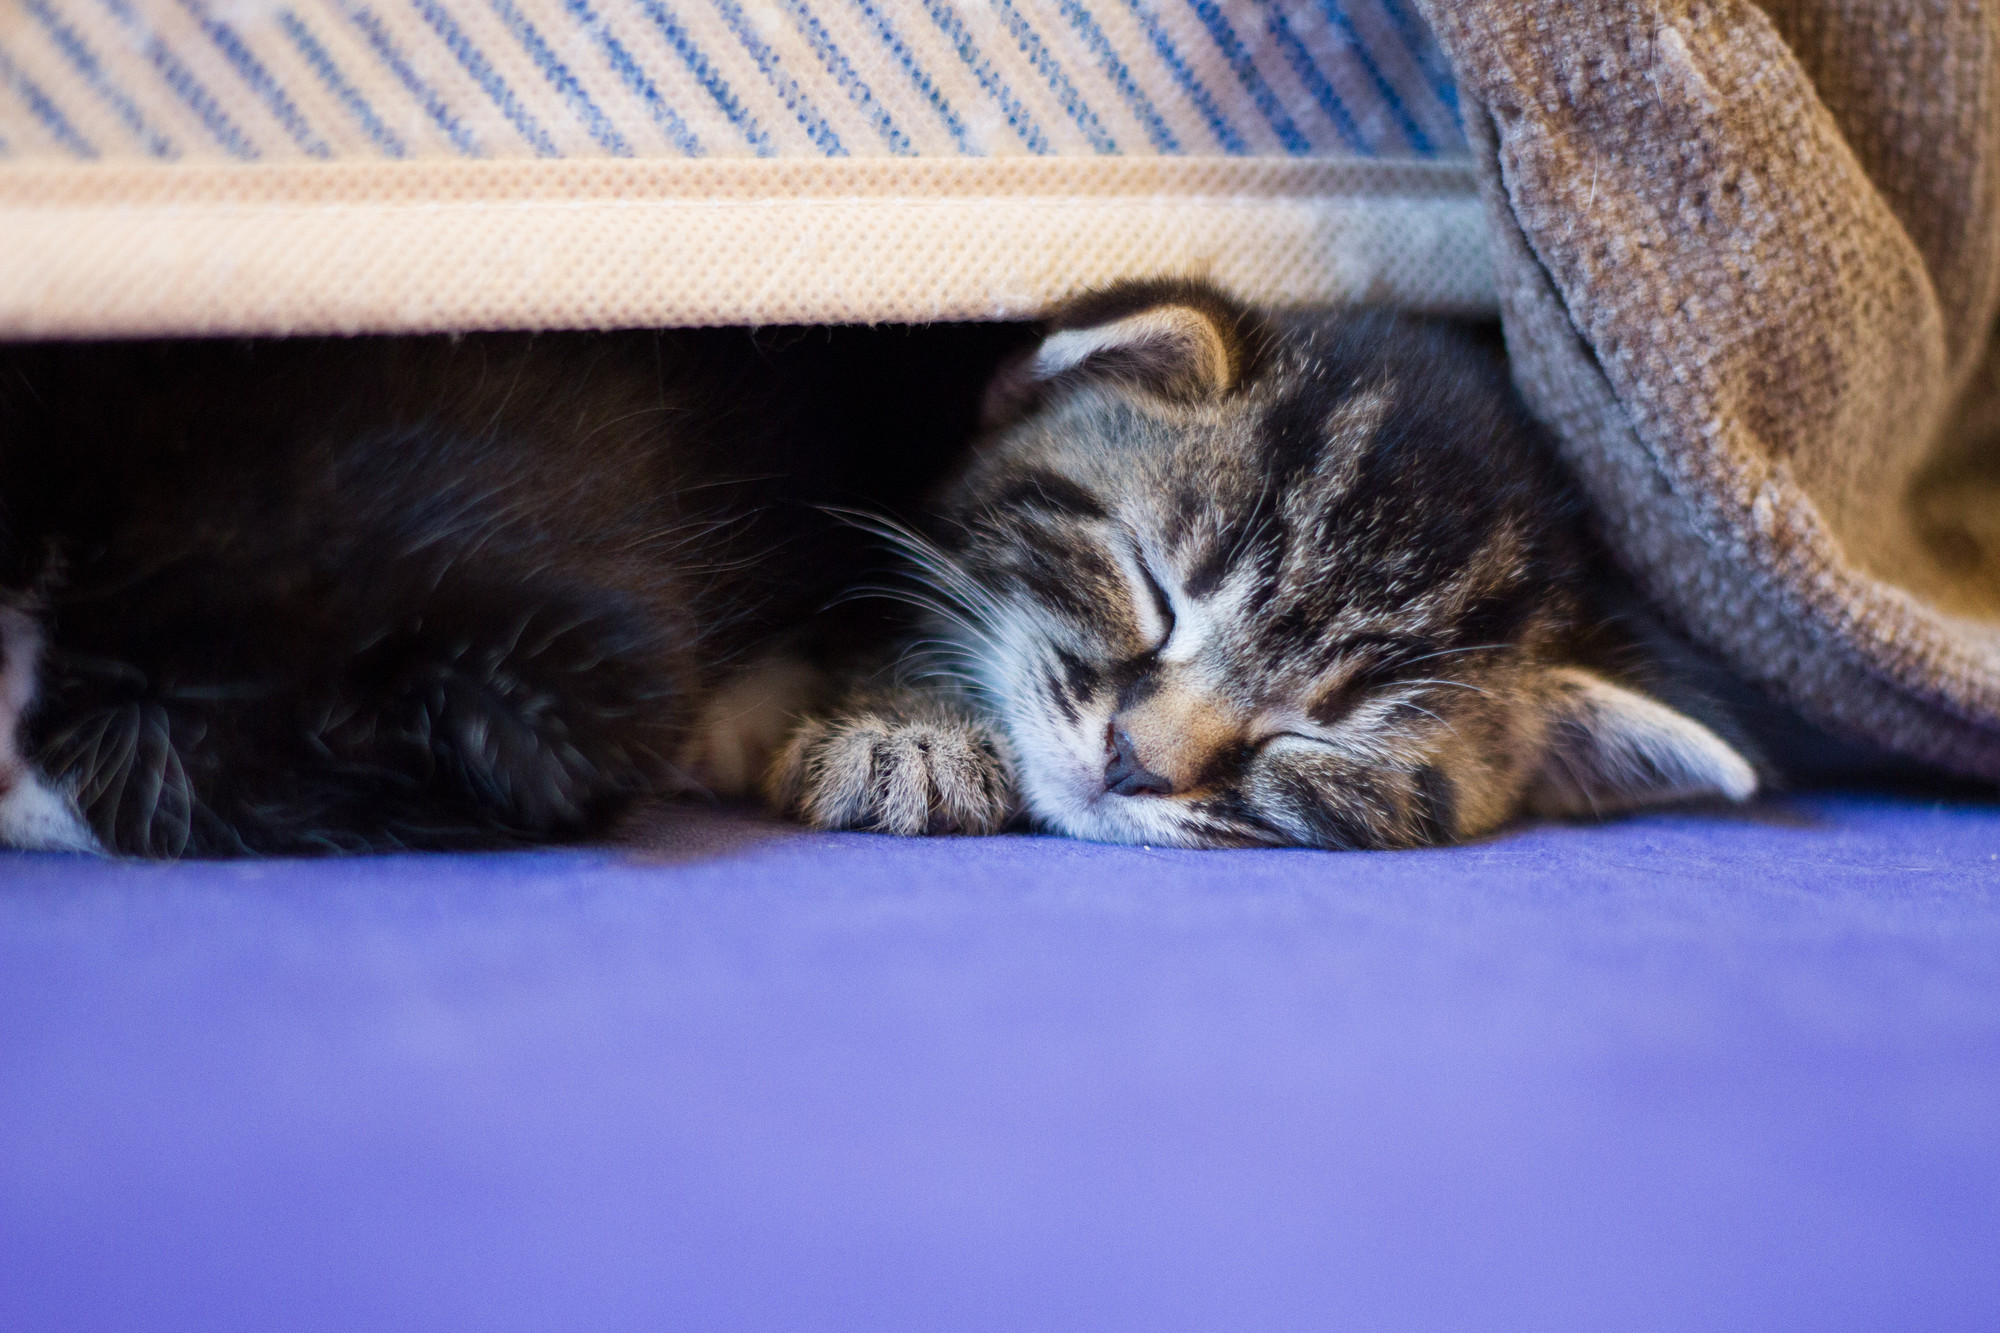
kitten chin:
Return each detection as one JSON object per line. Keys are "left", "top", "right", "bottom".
{"left": 772, "top": 281, "right": 1771, "bottom": 850}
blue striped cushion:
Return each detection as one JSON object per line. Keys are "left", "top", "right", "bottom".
{"left": 0, "top": 0, "right": 1462, "bottom": 161}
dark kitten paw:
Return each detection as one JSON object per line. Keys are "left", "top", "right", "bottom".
{"left": 767, "top": 709, "right": 1017, "bottom": 836}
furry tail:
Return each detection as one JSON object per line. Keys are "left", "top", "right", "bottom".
{"left": 31, "top": 578, "right": 694, "bottom": 857}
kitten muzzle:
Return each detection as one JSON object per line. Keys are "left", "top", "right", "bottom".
{"left": 1104, "top": 724, "right": 1176, "bottom": 797}
{"left": 1102, "top": 685, "right": 1243, "bottom": 799}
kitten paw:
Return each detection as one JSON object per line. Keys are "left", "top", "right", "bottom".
{"left": 767, "top": 710, "right": 1017, "bottom": 836}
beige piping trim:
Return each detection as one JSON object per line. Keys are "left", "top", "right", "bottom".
{"left": 0, "top": 157, "right": 1492, "bottom": 336}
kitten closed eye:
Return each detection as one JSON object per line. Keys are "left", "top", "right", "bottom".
{"left": 774, "top": 279, "right": 1759, "bottom": 850}
{"left": 1135, "top": 557, "right": 1177, "bottom": 649}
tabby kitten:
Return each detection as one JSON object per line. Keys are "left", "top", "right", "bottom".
{"left": 768, "top": 282, "right": 1758, "bottom": 849}
{"left": 0, "top": 325, "right": 1011, "bottom": 856}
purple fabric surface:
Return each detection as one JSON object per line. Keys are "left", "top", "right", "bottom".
{"left": 3, "top": 795, "right": 1998, "bottom": 1331}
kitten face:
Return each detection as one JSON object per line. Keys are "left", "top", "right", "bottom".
{"left": 916, "top": 286, "right": 1754, "bottom": 849}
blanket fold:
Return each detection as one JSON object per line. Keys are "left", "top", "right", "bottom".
{"left": 1417, "top": 0, "right": 2000, "bottom": 777}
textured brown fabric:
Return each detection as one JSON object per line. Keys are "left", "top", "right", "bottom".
{"left": 1415, "top": 0, "right": 2000, "bottom": 778}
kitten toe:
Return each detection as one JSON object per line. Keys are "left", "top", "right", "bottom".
{"left": 767, "top": 711, "right": 1016, "bottom": 836}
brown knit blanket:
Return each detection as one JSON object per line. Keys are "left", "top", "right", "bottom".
{"left": 1417, "top": 0, "right": 2000, "bottom": 779}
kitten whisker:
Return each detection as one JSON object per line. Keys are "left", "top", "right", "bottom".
{"left": 1397, "top": 677, "right": 1495, "bottom": 699}
{"left": 1395, "top": 643, "right": 1511, "bottom": 669}
{"left": 1393, "top": 701, "right": 1461, "bottom": 741}
{"left": 820, "top": 508, "right": 1004, "bottom": 615}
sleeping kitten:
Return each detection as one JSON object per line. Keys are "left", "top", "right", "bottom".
{"left": 767, "top": 282, "right": 1760, "bottom": 849}
{"left": 0, "top": 325, "right": 1014, "bottom": 856}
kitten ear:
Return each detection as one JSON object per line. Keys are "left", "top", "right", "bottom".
{"left": 1528, "top": 667, "right": 1758, "bottom": 818}
{"left": 984, "top": 282, "right": 1254, "bottom": 424}
{"left": 1032, "top": 303, "right": 1238, "bottom": 398}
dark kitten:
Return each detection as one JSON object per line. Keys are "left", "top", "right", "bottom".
{"left": 768, "top": 282, "right": 1760, "bottom": 848}
{"left": 0, "top": 325, "right": 1018, "bottom": 856}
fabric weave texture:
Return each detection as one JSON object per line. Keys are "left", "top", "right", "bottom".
{"left": 1413, "top": 0, "right": 2000, "bottom": 779}
{"left": 0, "top": 2, "right": 1489, "bottom": 330}
{"left": 0, "top": 0, "right": 1459, "bottom": 159}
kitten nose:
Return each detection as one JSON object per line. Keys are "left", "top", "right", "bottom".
{"left": 1105, "top": 725, "right": 1176, "bottom": 797}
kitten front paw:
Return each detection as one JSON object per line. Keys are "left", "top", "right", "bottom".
{"left": 766, "top": 710, "right": 1017, "bottom": 836}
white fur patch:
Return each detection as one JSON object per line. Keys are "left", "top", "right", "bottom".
{"left": 0, "top": 606, "right": 102, "bottom": 854}
{"left": 0, "top": 771, "right": 102, "bottom": 854}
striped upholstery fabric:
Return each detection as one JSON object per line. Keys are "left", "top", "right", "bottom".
{"left": 0, "top": 2, "right": 1489, "bottom": 336}
{"left": 0, "top": 0, "right": 1461, "bottom": 161}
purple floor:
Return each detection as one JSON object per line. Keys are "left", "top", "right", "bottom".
{"left": 4, "top": 795, "right": 1999, "bottom": 1331}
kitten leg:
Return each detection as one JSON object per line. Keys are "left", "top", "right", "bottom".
{"left": 0, "top": 605, "right": 101, "bottom": 853}
{"left": 679, "top": 655, "right": 826, "bottom": 798}
{"left": 766, "top": 684, "right": 1018, "bottom": 836}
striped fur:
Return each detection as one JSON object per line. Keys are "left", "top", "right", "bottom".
{"left": 770, "top": 283, "right": 1757, "bottom": 848}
